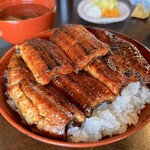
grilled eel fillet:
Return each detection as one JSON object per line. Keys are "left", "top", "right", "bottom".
{"left": 53, "top": 73, "right": 115, "bottom": 117}
{"left": 96, "top": 30, "right": 150, "bottom": 82}
{"left": 84, "top": 58, "right": 126, "bottom": 95}
{"left": 85, "top": 30, "right": 150, "bottom": 95}
{"left": 7, "top": 53, "right": 85, "bottom": 140}
{"left": 18, "top": 38, "right": 73, "bottom": 85}
{"left": 51, "top": 24, "right": 109, "bottom": 72}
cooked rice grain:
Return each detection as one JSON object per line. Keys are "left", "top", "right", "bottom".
{"left": 67, "top": 82, "right": 150, "bottom": 142}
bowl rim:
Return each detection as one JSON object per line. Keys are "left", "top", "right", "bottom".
{"left": 0, "top": 26, "right": 150, "bottom": 148}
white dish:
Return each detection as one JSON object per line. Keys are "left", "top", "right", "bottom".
{"left": 77, "top": 0, "right": 130, "bottom": 24}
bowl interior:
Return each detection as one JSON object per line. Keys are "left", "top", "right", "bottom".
{"left": 0, "top": 27, "right": 150, "bottom": 148}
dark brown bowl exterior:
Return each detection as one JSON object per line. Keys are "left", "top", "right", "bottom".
{"left": 0, "top": 27, "right": 150, "bottom": 148}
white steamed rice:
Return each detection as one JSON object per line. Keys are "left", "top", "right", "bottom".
{"left": 67, "top": 82, "right": 150, "bottom": 142}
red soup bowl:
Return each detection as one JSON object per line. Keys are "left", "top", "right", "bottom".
{"left": 0, "top": 27, "right": 150, "bottom": 148}
{"left": 0, "top": 0, "right": 56, "bottom": 44}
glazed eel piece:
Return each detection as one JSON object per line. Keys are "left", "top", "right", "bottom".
{"left": 18, "top": 38, "right": 73, "bottom": 85}
{"left": 7, "top": 53, "right": 34, "bottom": 88}
{"left": 53, "top": 73, "right": 115, "bottom": 117}
{"left": 51, "top": 24, "right": 109, "bottom": 72}
{"left": 96, "top": 30, "right": 150, "bottom": 82}
{"left": 85, "top": 30, "right": 150, "bottom": 95}
{"left": 7, "top": 53, "right": 85, "bottom": 140}
{"left": 29, "top": 81, "right": 86, "bottom": 123}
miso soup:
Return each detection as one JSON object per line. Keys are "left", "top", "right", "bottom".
{"left": 0, "top": 4, "right": 51, "bottom": 21}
